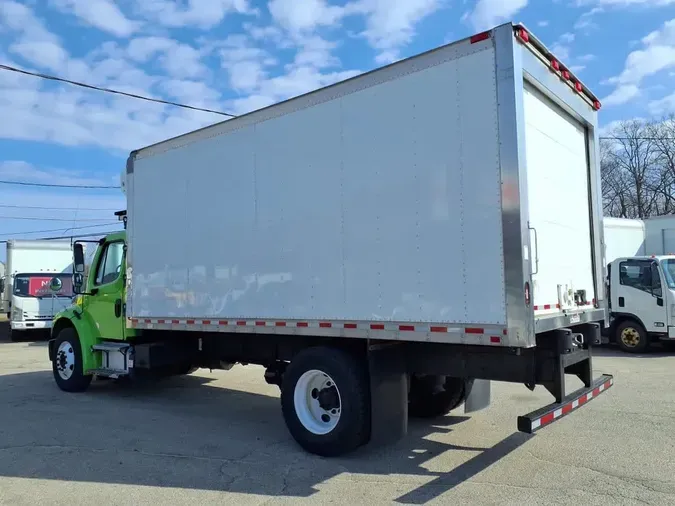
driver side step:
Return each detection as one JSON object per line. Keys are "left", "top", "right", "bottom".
{"left": 92, "top": 342, "right": 130, "bottom": 352}
{"left": 91, "top": 341, "right": 132, "bottom": 375}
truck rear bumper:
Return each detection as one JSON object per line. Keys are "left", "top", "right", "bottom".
{"left": 518, "top": 374, "right": 613, "bottom": 433}
{"left": 535, "top": 308, "right": 606, "bottom": 336}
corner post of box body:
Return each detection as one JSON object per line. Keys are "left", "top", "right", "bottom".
{"left": 124, "top": 150, "right": 137, "bottom": 317}
{"left": 492, "top": 23, "right": 535, "bottom": 347}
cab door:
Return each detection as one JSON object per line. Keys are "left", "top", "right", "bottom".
{"left": 615, "top": 259, "right": 666, "bottom": 332}
{"left": 85, "top": 241, "right": 126, "bottom": 339}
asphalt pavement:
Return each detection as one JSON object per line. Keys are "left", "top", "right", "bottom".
{"left": 1, "top": 321, "right": 674, "bottom": 505}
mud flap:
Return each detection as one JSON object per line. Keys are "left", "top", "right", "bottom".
{"left": 464, "top": 378, "right": 491, "bottom": 413}
{"left": 368, "top": 343, "right": 408, "bottom": 447}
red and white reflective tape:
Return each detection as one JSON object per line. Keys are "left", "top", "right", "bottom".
{"left": 129, "top": 317, "right": 508, "bottom": 342}
{"left": 534, "top": 299, "right": 597, "bottom": 311}
{"left": 529, "top": 376, "right": 613, "bottom": 431}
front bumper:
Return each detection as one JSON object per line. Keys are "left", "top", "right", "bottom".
{"left": 11, "top": 320, "right": 53, "bottom": 331}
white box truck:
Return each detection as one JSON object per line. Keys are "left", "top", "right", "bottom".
{"left": 3, "top": 240, "right": 74, "bottom": 340}
{"left": 603, "top": 216, "right": 675, "bottom": 351}
{"left": 50, "top": 23, "right": 612, "bottom": 457}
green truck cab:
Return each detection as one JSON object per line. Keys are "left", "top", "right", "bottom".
{"left": 49, "top": 230, "right": 134, "bottom": 391}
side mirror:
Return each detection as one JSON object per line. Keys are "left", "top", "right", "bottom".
{"left": 73, "top": 273, "right": 84, "bottom": 294}
{"left": 73, "top": 243, "right": 85, "bottom": 274}
{"left": 49, "top": 277, "right": 63, "bottom": 293}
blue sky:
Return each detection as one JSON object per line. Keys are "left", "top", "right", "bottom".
{"left": 1, "top": 0, "right": 675, "bottom": 260}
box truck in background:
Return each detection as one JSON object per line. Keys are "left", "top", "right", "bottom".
{"left": 3, "top": 240, "right": 74, "bottom": 340}
{"left": 50, "top": 23, "right": 613, "bottom": 457}
{"left": 603, "top": 216, "right": 675, "bottom": 352}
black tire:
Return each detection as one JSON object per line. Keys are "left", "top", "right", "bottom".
{"left": 615, "top": 320, "right": 649, "bottom": 353}
{"left": 52, "top": 327, "right": 92, "bottom": 392}
{"left": 281, "top": 347, "right": 370, "bottom": 457}
{"left": 408, "top": 375, "right": 465, "bottom": 418}
{"left": 9, "top": 328, "right": 19, "bottom": 342}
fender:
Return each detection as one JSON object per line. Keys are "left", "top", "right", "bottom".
{"left": 50, "top": 305, "right": 103, "bottom": 373}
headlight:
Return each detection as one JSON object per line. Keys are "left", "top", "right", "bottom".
{"left": 74, "top": 295, "right": 84, "bottom": 308}
{"left": 11, "top": 307, "right": 22, "bottom": 321}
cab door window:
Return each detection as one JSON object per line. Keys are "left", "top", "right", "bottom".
{"left": 95, "top": 242, "right": 124, "bottom": 286}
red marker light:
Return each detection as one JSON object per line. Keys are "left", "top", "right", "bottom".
{"left": 562, "top": 70, "right": 570, "bottom": 80}
{"left": 593, "top": 100, "right": 601, "bottom": 111}
{"left": 550, "top": 59, "right": 560, "bottom": 71}
{"left": 575, "top": 82, "right": 583, "bottom": 92}
{"left": 470, "top": 31, "right": 491, "bottom": 44}
{"left": 516, "top": 28, "right": 530, "bottom": 43}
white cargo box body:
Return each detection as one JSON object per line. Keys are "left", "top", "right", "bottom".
{"left": 603, "top": 218, "right": 646, "bottom": 263}
{"left": 126, "top": 23, "right": 606, "bottom": 348}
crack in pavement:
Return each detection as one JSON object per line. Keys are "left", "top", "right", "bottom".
{"left": 466, "top": 479, "right": 654, "bottom": 505}
{"left": 525, "top": 450, "right": 675, "bottom": 495}
{"left": 0, "top": 443, "right": 289, "bottom": 466}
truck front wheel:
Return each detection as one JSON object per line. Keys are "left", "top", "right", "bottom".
{"left": 616, "top": 320, "right": 649, "bottom": 353}
{"left": 52, "top": 328, "right": 92, "bottom": 392}
{"left": 281, "top": 347, "right": 370, "bottom": 457}
{"left": 408, "top": 375, "right": 465, "bottom": 418}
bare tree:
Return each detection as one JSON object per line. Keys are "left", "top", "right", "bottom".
{"left": 648, "top": 116, "right": 675, "bottom": 215}
{"left": 600, "top": 119, "right": 661, "bottom": 218}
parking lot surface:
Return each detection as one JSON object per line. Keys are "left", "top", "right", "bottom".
{"left": 1, "top": 322, "right": 675, "bottom": 505}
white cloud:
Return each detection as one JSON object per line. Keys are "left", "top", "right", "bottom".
{"left": 49, "top": 0, "right": 138, "bottom": 37}
{"left": 356, "top": 0, "right": 442, "bottom": 62}
{"left": 133, "top": 0, "right": 255, "bottom": 29}
{"left": 578, "top": 0, "right": 675, "bottom": 5}
{"left": 268, "top": 0, "right": 346, "bottom": 32}
{"left": 127, "top": 37, "right": 209, "bottom": 78}
{"left": 0, "top": 1, "right": 369, "bottom": 156}
{"left": 0, "top": 0, "right": 69, "bottom": 72}
{"left": 468, "top": 0, "right": 527, "bottom": 31}
{"left": 602, "top": 84, "right": 641, "bottom": 105}
{"left": 0, "top": 160, "right": 116, "bottom": 188}
{"left": 574, "top": 7, "right": 603, "bottom": 33}
{"left": 537, "top": 20, "right": 549, "bottom": 27}
{"left": 602, "top": 18, "right": 675, "bottom": 107}
{"left": 649, "top": 92, "right": 675, "bottom": 114}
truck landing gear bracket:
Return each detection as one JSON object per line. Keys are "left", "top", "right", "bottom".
{"left": 517, "top": 374, "right": 613, "bottom": 433}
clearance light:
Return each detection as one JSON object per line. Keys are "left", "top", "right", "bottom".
{"left": 516, "top": 28, "right": 530, "bottom": 44}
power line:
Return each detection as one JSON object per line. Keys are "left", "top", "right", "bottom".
{"left": 0, "top": 179, "right": 120, "bottom": 189}
{"left": 0, "top": 229, "right": 123, "bottom": 243}
{"left": 0, "top": 204, "right": 119, "bottom": 211}
{"left": 0, "top": 63, "right": 236, "bottom": 118}
{"left": 0, "top": 222, "right": 119, "bottom": 237}
{"left": 600, "top": 137, "right": 675, "bottom": 141}
{"left": 0, "top": 215, "right": 115, "bottom": 222}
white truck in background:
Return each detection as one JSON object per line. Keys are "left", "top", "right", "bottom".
{"left": 604, "top": 216, "right": 675, "bottom": 352}
{"left": 3, "top": 240, "right": 74, "bottom": 341}
{"left": 51, "top": 23, "right": 613, "bottom": 457}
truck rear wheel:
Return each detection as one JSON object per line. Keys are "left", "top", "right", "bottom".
{"left": 408, "top": 375, "right": 465, "bottom": 418}
{"left": 52, "top": 328, "right": 92, "bottom": 392}
{"left": 281, "top": 347, "right": 370, "bottom": 457}
{"left": 616, "top": 320, "right": 649, "bottom": 353}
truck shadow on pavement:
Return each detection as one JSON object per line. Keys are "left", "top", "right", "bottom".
{"left": 0, "top": 369, "right": 532, "bottom": 504}
{"left": 593, "top": 345, "right": 675, "bottom": 359}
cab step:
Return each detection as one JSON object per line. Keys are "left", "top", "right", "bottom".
{"left": 92, "top": 342, "right": 130, "bottom": 352}
{"left": 88, "top": 368, "right": 129, "bottom": 379}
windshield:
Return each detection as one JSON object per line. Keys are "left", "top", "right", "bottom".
{"left": 662, "top": 260, "right": 675, "bottom": 290}
{"left": 13, "top": 274, "right": 73, "bottom": 298}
